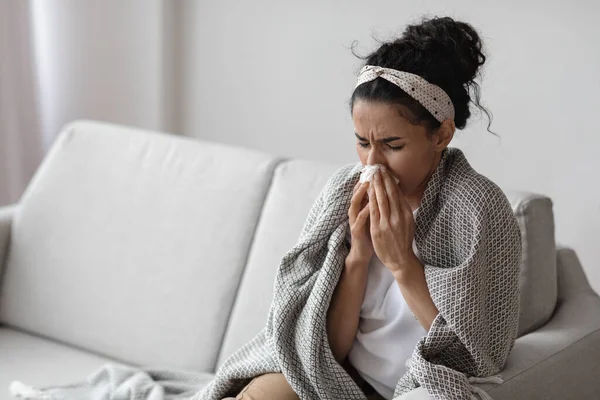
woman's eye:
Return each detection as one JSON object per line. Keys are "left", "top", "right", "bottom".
{"left": 357, "top": 142, "right": 404, "bottom": 151}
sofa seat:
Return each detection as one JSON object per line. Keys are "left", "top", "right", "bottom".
{"left": 0, "top": 327, "right": 130, "bottom": 399}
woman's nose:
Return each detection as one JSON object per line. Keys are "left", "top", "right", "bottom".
{"left": 366, "top": 149, "right": 385, "bottom": 166}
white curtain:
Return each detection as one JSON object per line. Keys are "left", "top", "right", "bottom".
{"left": 0, "top": 0, "right": 44, "bottom": 206}
{"left": 0, "top": 0, "right": 175, "bottom": 206}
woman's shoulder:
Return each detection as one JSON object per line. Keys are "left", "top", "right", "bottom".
{"left": 458, "top": 170, "right": 506, "bottom": 199}
{"left": 443, "top": 148, "right": 513, "bottom": 215}
{"left": 436, "top": 151, "right": 521, "bottom": 250}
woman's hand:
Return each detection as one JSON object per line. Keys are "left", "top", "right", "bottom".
{"left": 328, "top": 181, "right": 374, "bottom": 363}
{"left": 368, "top": 166, "right": 422, "bottom": 279}
{"left": 347, "top": 180, "right": 374, "bottom": 264}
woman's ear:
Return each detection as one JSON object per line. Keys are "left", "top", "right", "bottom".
{"left": 432, "top": 119, "right": 455, "bottom": 150}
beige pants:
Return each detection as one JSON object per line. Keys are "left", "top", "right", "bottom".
{"left": 222, "top": 363, "right": 385, "bottom": 400}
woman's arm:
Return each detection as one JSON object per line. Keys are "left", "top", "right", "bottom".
{"left": 391, "top": 256, "right": 440, "bottom": 332}
{"left": 326, "top": 254, "right": 369, "bottom": 363}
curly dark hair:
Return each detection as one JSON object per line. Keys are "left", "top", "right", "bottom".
{"left": 350, "top": 16, "right": 494, "bottom": 134}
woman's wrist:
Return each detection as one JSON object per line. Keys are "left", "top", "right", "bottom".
{"left": 344, "top": 255, "right": 371, "bottom": 282}
{"left": 346, "top": 251, "right": 370, "bottom": 270}
{"left": 390, "top": 253, "right": 423, "bottom": 283}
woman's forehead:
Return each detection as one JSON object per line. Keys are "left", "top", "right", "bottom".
{"left": 353, "top": 102, "right": 422, "bottom": 138}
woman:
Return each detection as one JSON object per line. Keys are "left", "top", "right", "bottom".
{"left": 215, "top": 16, "right": 522, "bottom": 400}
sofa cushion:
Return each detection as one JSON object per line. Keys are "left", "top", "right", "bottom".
{"left": 217, "top": 162, "right": 557, "bottom": 365}
{"left": 0, "top": 120, "right": 280, "bottom": 372}
{"left": 0, "top": 327, "right": 128, "bottom": 395}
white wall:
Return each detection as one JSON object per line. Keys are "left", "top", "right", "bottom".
{"left": 32, "top": 0, "right": 175, "bottom": 149}
{"left": 178, "top": 0, "right": 600, "bottom": 291}
{"left": 23, "top": 1, "right": 600, "bottom": 292}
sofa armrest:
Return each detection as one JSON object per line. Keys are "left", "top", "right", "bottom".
{"left": 478, "top": 247, "right": 600, "bottom": 399}
{"left": 0, "top": 205, "right": 16, "bottom": 279}
{"left": 393, "top": 247, "right": 600, "bottom": 400}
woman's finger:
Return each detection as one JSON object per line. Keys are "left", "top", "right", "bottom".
{"left": 352, "top": 180, "right": 361, "bottom": 194}
{"left": 355, "top": 203, "right": 370, "bottom": 227}
{"left": 349, "top": 182, "right": 369, "bottom": 222}
{"left": 379, "top": 166, "right": 401, "bottom": 220}
{"left": 373, "top": 170, "right": 389, "bottom": 223}
{"left": 369, "top": 182, "right": 380, "bottom": 227}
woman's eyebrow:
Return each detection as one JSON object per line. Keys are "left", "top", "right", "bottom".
{"left": 354, "top": 132, "right": 403, "bottom": 143}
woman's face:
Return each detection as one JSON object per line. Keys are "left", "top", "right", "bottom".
{"left": 352, "top": 100, "right": 451, "bottom": 199}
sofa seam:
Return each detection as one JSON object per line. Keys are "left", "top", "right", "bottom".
{"left": 212, "top": 157, "right": 289, "bottom": 371}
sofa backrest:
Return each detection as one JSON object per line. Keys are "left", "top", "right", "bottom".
{"left": 217, "top": 161, "right": 558, "bottom": 366}
{"left": 505, "top": 191, "right": 557, "bottom": 336}
{"left": 0, "top": 120, "right": 280, "bottom": 372}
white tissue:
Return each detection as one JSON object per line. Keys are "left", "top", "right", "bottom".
{"left": 359, "top": 164, "right": 400, "bottom": 184}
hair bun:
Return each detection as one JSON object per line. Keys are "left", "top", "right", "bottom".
{"left": 400, "top": 16, "right": 486, "bottom": 85}
{"left": 352, "top": 15, "right": 494, "bottom": 133}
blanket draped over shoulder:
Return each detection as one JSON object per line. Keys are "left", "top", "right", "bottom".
{"left": 12, "top": 147, "right": 522, "bottom": 400}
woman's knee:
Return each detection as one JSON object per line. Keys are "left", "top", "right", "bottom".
{"left": 232, "top": 373, "right": 299, "bottom": 400}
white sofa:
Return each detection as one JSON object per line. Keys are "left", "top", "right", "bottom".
{"left": 1, "top": 120, "right": 599, "bottom": 400}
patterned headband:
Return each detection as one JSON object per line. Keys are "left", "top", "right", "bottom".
{"left": 355, "top": 65, "right": 455, "bottom": 123}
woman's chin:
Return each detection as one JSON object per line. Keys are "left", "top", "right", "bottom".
{"left": 397, "top": 184, "right": 413, "bottom": 197}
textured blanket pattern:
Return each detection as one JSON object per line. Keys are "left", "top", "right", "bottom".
{"left": 14, "top": 148, "right": 521, "bottom": 400}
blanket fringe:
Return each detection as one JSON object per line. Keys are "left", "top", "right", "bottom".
{"left": 9, "top": 381, "right": 47, "bottom": 400}
{"left": 468, "top": 375, "right": 503, "bottom": 400}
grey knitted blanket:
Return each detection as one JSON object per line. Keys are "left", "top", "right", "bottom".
{"left": 11, "top": 147, "right": 522, "bottom": 400}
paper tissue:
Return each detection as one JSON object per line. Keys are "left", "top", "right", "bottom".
{"left": 359, "top": 164, "right": 401, "bottom": 184}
